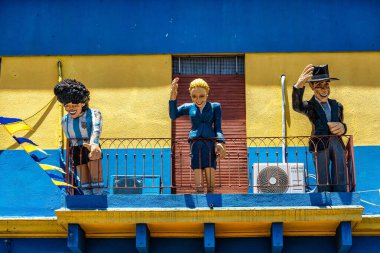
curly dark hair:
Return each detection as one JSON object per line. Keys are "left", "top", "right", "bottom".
{"left": 54, "top": 79, "right": 90, "bottom": 111}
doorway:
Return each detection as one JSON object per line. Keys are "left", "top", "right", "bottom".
{"left": 171, "top": 56, "right": 247, "bottom": 193}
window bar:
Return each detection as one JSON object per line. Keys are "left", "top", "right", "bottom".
{"left": 178, "top": 57, "right": 181, "bottom": 74}
{"left": 235, "top": 56, "right": 238, "bottom": 74}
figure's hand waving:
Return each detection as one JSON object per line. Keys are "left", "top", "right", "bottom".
{"left": 295, "top": 64, "right": 314, "bottom": 89}
{"left": 327, "top": 122, "right": 345, "bottom": 136}
{"left": 170, "top": 77, "right": 179, "bottom": 100}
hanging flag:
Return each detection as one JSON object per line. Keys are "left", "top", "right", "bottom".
{"left": 0, "top": 116, "right": 22, "bottom": 124}
{"left": 46, "top": 172, "right": 65, "bottom": 181}
{"left": 38, "top": 163, "right": 65, "bottom": 174}
{"left": 13, "top": 136, "right": 38, "bottom": 146}
{"left": 51, "top": 178, "right": 76, "bottom": 189}
{"left": 20, "top": 142, "right": 46, "bottom": 153}
{"left": 14, "top": 137, "right": 48, "bottom": 161}
{"left": 20, "top": 142, "right": 49, "bottom": 162}
{"left": 1, "top": 115, "right": 76, "bottom": 189}
{"left": 3, "top": 121, "right": 33, "bottom": 134}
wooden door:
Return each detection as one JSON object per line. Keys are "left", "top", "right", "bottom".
{"left": 171, "top": 75, "right": 247, "bottom": 193}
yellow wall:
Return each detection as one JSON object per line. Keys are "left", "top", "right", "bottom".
{"left": 0, "top": 55, "right": 172, "bottom": 149}
{"left": 1, "top": 52, "right": 379, "bottom": 150}
{"left": 246, "top": 52, "right": 380, "bottom": 146}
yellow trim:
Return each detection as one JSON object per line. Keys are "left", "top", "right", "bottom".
{"left": 55, "top": 206, "right": 363, "bottom": 224}
{"left": 352, "top": 215, "right": 380, "bottom": 236}
{"left": 7, "top": 207, "right": 380, "bottom": 238}
{"left": 0, "top": 218, "right": 66, "bottom": 238}
{"left": 52, "top": 206, "right": 363, "bottom": 238}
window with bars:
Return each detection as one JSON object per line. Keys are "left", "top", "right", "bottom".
{"left": 172, "top": 56, "right": 244, "bottom": 75}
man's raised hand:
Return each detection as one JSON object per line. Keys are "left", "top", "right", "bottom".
{"left": 295, "top": 64, "right": 314, "bottom": 89}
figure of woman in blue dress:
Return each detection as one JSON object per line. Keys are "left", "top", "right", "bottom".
{"left": 169, "top": 77, "right": 226, "bottom": 193}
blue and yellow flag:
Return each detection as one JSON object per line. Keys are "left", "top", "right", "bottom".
{"left": 12, "top": 136, "right": 49, "bottom": 161}
{"left": 0, "top": 116, "right": 22, "bottom": 124}
{"left": 13, "top": 137, "right": 38, "bottom": 146}
{"left": 3, "top": 121, "right": 33, "bottom": 134}
{"left": 38, "top": 163, "right": 65, "bottom": 174}
{"left": 1, "top": 115, "right": 75, "bottom": 189}
{"left": 51, "top": 179, "right": 76, "bottom": 189}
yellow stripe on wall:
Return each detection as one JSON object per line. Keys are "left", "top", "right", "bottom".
{"left": 1, "top": 52, "right": 379, "bottom": 149}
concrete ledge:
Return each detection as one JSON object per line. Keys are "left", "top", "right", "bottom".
{"left": 1, "top": 193, "right": 369, "bottom": 238}
{"left": 352, "top": 215, "right": 380, "bottom": 235}
{"left": 54, "top": 206, "right": 363, "bottom": 237}
{"left": 0, "top": 217, "right": 66, "bottom": 238}
{"left": 0, "top": 206, "right": 366, "bottom": 238}
{"left": 65, "top": 192, "right": 361, "bottom": 209}
{"left": 56, "top": 206, "right": 364, "bottom": 224}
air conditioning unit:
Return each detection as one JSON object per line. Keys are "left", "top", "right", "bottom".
{"left": 252, "top": 163, "right": 305, "bottom": 193}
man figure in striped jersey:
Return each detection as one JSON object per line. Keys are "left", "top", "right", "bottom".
{"left": 54, "top": 79, "right": 103, "bottom": 195}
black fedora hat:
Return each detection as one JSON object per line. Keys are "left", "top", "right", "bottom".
{"left": 307, "top": 64, "right": 339, "bottom": 82}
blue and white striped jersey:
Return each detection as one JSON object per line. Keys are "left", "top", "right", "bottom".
{"left": 61, "top": 108, "right": 102, "bottom": 146}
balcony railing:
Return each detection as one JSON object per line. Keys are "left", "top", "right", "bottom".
{"left": 64, "top": 135, "right": 355, "bottom": 195}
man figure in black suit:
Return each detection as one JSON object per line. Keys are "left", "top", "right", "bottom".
{"left": 292, "top": 64, "right": 348, "bottom": 192}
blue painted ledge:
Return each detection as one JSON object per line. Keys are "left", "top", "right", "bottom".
{"left": 65, "top": 193, "right": 360, "bottom": 210}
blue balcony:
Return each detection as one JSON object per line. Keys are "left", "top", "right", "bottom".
{"left": 38, "top": 135, "right": 366, "bottom": 252}
{"left": 64, "top": 136, "right": 356, "bottom": 195}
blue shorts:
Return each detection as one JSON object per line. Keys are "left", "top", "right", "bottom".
{"left": 190, "top": 140, "right": 216, "bottom": 169}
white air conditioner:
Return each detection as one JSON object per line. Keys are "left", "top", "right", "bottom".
{"left": 252, "top": 163, "right": 305, "bottom": 193}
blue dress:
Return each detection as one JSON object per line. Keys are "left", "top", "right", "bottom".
{"left": 169, "top": 100, "right": 225, "bottom": 169}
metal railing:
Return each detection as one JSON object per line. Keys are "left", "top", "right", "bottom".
{"left": 64, "top": 135, "right": 355, "bottom": 195}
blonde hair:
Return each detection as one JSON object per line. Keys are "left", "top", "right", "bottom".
{"left": 189, "top": 78, "right": 210, "bottom": 93}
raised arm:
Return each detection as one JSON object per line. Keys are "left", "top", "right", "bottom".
{"left": 292, "top": 64, "right": 314, "bottom": 114}
{"left": 170, "top": 77, "right": 179, "bottom": 100}
{"left": 294, "top": 64, "right": 314, "bottom": 89}
{"left": 169, "top": 77, "right": 190, "bottom": 120}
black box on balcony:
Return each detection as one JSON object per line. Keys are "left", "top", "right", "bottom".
{"left": 111, "top": 175, "right": 161, "bottom": 194}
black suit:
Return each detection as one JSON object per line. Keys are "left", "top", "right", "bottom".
{"left": 292, "top": 86, "right": 348, "bottom": 192}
